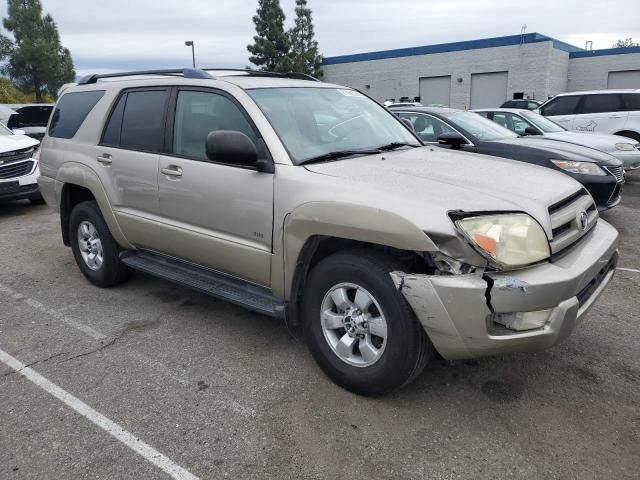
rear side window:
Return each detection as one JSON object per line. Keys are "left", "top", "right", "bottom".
{"left": 541, "top": 96, "right": 580, "bottom": 116}
{"left": 120, "top": 90, "right": 168, "bottom": 152}
{"left": 622, "top": 94, "right": 640, "bottom": 111}
{"left": 101, "top": 95, "right": 126, "bottom": 146}
{"left": 49, "top": 90, "right": 105, "bottom": 138}
{"left": 580, "top": 94, "right": 623, "bottom": 114}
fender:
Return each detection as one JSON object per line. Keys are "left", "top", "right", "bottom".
{"left": 54, "top": 162, "right": 134, "bottom": 249}
{"left": 277, "top": 201, "right": 438, "bottom": 299}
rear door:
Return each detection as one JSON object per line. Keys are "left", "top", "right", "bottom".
{"left": 539, "top": 95, "right": 581, "bottom": 129}
{"left": 156, "top": 87, "right": 274, "bottom": 285}
{"left": 572, "top": 93, "right": 628, "bottom": 135}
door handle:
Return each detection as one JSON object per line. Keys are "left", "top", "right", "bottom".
{"left": 609, "top": 115, "right": 622, "bottom": 119}
{"left": 161, "top": 166, "right": 183, "bottom": 177}
{"left": 96, "top": 153, "right": 112, "bottom": 165}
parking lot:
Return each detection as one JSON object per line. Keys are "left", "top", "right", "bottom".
{"left": 0, "top": 173, "right": 638, "bottom": 480}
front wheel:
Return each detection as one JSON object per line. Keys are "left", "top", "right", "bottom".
{"left": 301, "top": 250, "right": 433, "bottom": 396}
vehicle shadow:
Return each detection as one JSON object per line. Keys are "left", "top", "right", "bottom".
{"left": 0, "top": 200, "right": 46, "bottom": 219}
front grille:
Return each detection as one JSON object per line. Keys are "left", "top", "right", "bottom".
{"left": 0, "top": 160, "right": 35, "bottom": 179}
{"left": 0, "top": 146, "right": 36, "bottom": 165}
{"left": 604, "top": 165, "right": 624, "bottom": 183}
{"left": 607, "top": 183, "right": 622, "bottom": 207}
{"left": 548, "top": 189, "right": 598, "bottom": 255}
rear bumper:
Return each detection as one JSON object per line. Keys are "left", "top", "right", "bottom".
{"left": 392, "top": 219, "right": 618, "bottom": 360}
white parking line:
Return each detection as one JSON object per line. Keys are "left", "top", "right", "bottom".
{"left": 0, "top": 347, "right": 200, "bottom": 480}
{"left": 618, "top": 267, "right": 640, "bottom": 274}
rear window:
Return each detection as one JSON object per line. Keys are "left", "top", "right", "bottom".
{"left": 541, "top": 96, "right": 580, "bottom": 116}
{"left": 15, "top": 106, "right": 53, "bottom": 127}
{"left": 580, "top": 94, "right": 624, "bottom": 114}
{"left": 49, "top": 91, "right": 105, "bottom": 138}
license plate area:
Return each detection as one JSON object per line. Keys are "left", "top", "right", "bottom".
{"left": 0, "top": 181, "right": 20, "bottom": 194}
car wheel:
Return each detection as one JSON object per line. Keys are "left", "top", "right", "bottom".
{"left": 301, "top": 250, "right": 433, "bottom": 396}
{"left": 69, "top": 200, "right": 132, "bottom": 287}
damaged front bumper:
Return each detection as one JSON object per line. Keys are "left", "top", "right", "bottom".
{"left": 391, "top": 219, "right": 619, "bottom": 360}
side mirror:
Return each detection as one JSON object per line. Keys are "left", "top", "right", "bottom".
{"left": 206, "top": 130, "right": 273, "bottom": 173}
{"left": 11, "top": 129, "right": 26, "bottom": 136}
{"left": 437, "top": 132, "right": 468, "bottom": 150}
{"left": 401, "top": 118, "right": 415, "bottom": 131}
{"left": 524, "top": 126, "right": 540, "bottom": 136}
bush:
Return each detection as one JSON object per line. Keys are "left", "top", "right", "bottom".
{"left": 0, "top": 77, "right": 55, "bottom": 103}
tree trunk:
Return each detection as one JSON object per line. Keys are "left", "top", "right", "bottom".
{"left": 34, "top": 76, "right": 42, "bottom": 103}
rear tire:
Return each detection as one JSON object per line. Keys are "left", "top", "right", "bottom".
{"left": 301, "top": 250, "right": 433, "bottom": 396}
{"left": 69, "top": 200, "right": 132, "bottom": 287}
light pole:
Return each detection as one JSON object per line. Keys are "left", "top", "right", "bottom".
{"left": 185, "top": 41, "right": 195, "bottom": 68}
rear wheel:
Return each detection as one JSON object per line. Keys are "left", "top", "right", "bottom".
{"left": 69, "top": 200, "right": 131, "bottom": 287}
{"left": 301, "top": 250, "right": 433, "bottom": 396}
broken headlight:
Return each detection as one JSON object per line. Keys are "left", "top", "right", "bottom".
{"left": 454, "top": 213, "right": 550, "bottom": 269}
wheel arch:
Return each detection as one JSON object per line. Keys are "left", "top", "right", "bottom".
{"left": 613, "top": 130, "right": 640, "bottom": 142}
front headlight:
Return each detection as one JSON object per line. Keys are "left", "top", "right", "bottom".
{"left": 454, "top": 213, "right": 550, "bottom": 269}
{"left": 550, "top": 160, "right": 605, "bottom": 176}
{"left": 615, "top": 143, "right": 636, "bottom": 151}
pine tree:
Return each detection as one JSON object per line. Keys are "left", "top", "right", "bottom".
{"left": 247, "top": 0, "right": 291, "bottom": 73}
{"left": 1, "top": 0, "right": 75, "bottom": 102}
{"left": 288, "top": 0, "right": 323, "bottom": 78}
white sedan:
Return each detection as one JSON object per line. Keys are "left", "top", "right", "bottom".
{"left": 474, "top": 108, "right": 640, "bottom": 170}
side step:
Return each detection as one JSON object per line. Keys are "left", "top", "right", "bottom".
{"left": 120, "top": 250, "right": 286, "bottom": 318}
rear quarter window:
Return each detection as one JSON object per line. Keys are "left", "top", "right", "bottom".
{"left": 49, "top": 91, "right": 105, "bottom": 139}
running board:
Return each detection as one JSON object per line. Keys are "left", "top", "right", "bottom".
{"left": 119, "top": 250, "right": 286, "bottom": 318}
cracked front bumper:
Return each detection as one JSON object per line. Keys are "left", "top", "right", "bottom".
{"left": 392, "top": 219, "right": 619, "bottom": 360}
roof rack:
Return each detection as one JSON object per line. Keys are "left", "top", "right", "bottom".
{"left": 202, "top": 68, "right": 320, "bottom": 82}
{"left": 77, "top": 68, "right": 215, "bottom": 85}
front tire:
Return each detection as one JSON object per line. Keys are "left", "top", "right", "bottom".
{"left": 301, "top": 250, "right": 433, "bottom": 396}
{"left": 69, "top": 200, "right": 131, "bottom": 287}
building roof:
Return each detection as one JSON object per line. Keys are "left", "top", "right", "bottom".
{"left": 322, "top": 32, "right": 640, "bottom": 66}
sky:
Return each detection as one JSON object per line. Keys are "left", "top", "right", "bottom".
{"left": 2, "top": 0, "right": 639, "bottom": 76}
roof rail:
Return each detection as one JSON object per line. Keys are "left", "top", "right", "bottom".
{"left": 77, "top": 68, "right": 215, "bottom": 85}
{"left": 202, "top": 68, "right": 320, "bottom": 82}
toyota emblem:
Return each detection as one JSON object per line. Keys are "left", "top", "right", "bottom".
{"left": 578, "top": 210, "right": 588, "bottom": 231}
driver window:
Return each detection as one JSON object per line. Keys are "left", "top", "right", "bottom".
{"left": 173, "top": 90, "right": 264, "bottom": 161}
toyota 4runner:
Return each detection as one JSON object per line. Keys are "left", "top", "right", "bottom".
{"left": 38, "top": 68, "right": 619, "bottom": 395}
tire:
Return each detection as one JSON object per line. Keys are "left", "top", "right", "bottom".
{"left": 301, "top": 250, "right": 433, "bottom": 396}
{"left": 69, "top": 200, "right": 132, "bottom": 287}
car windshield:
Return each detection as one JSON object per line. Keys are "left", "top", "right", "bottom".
{"left": 248, "top": 87, "right": 420, "bottom": 164}
{"left": 445, "top": 111, "right": 518, "bottom": 141}
{"left": 520, "top": 111, "right": 566, "bottom": 133}
{"left": 0, "top": 122, "right": 13, "bottom": 136}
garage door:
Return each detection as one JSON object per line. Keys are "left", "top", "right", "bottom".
{"left": 470, "top": 71, "right": 508, "bottom": 109}
{"left": 419, "top": 76, "right": 451, "bottom": 106}
{"left": 607, "top": 70, "right": 640, "bottom": 89}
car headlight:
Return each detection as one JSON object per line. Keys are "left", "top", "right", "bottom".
{"left": 615, "top": 143, "right": 636, "bottom": 151}
{"left": 550, "top": 160, "right": 605, "bottom": 176}
{"left": 454, "top": 213, "right": 550, "bottom": 269}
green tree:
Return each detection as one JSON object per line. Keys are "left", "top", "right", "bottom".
{"left": 247, "top": 0, "right": 291, "bottom": 72}
{"left": 288, "top": 0, "right": 322, "bottom": 78}
{"left": 1, "top": 0, "right": 75, "bottom": 102}
{"left": 612, "top": 38, "right": 639, "bottom": 48}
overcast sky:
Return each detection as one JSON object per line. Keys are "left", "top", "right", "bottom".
{"left": 2, "top": 0, "right": 639, "bottom": 76}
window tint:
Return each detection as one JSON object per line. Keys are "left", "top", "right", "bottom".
{"left": 580, "top": 94, "right": 623, "bottom": 114}
{"left": 49, "top": 91, "right": 105, "bottom": 138}
{"left": 541, "top": 96, "right": 580, "bottom": 116}
{"left": 398, "top": 113, "right": 454, "bottom": 143}
{"left": 120, "top": 90, "right": 168, "bottom": 152}
{"left": 101, "top": 94, "right": 126, "bottom": 146}
{"left": 173, "top": 90, "right": 263, "bottom": 161}
{"left": 622, "top": 93, "right": 640, "bottom": 111}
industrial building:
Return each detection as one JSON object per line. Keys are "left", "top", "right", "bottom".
{"left": 322, "top": 33, "right": 640, "bottom": 109}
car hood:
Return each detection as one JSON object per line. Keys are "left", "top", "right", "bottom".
{"left": 0, "top": 134, "right": 39, "bottom": 153}
{"left": 544, "top": 131, "right": 639, "bottom": 152}
{"left": 492, "top": 136, "right": 620, "bottom": 165}
{"left": 303, "top": 146, "right": 584, "bottom": 238}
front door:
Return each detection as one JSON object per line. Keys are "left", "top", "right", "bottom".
{"left": 157, "top": 88, "right": 274, "bottom": 285}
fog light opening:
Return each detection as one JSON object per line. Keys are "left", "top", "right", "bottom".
{"left": 492, "top": 309, "right": 553, "bottom": 331}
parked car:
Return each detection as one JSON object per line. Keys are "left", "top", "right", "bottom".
{"left": 384, "top": 101, "right": 423, "bottom": 108}
{"left": 390, "top": 106, "right": 624, "bottom": 210}
{"left": 0, "top": 122, "right": 42, "bottom": 204}
{"left": 2, "top": 104, "right": 54, "bottom": 141}
{"left": 500, "top": 99, "right": 542, "bottom": 110}
{"left": 38, "top": 68, "right": 618, "bottom": 395}
{"left": 474, "top": 108, "right": 640, "bottom": 170}
{"left": 537, "top": 90, "right": 640, "bottom": 143}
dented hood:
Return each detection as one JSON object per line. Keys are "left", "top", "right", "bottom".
{"left": 303, "top": 146, "right": 583, "bottom": 238}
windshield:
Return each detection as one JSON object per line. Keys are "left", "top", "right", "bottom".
{"left": 445, "top": 111, "right": 518, "bottom": 141}
{"left": 521, "top": 111, "right": 566, "bottom": 133}
{"left": 0, "top": 122, "right": 13, "bottom": 136}
{"left": 248, "top": 87, "right": 420, "bottom": 164}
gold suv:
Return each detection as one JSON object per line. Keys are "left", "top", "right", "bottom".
{"left": 38, "top": 69, "right": 618, "bottom": 395}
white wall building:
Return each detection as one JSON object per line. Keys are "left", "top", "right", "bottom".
{"left": 322, "top": 33, "right": 640, "bottom": 109}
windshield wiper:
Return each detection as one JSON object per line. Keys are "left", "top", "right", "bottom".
{"left": 299, "top": 148, "right": 382, "bottom": 165}
{"left": 376, "top": 142, "right": 419, "bottom": 151}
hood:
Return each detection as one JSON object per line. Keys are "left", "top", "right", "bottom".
{"left": 303, "top": 146, "right": 583, "bottom": 238}
{"left": 0, "top": 133, "right": 39, "bottom": 153}
{"left": 493, "top": 136, "right": 621, "bottom": 165}
{"left": 544, "top": 131, "right": 639, "bottom": 153}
